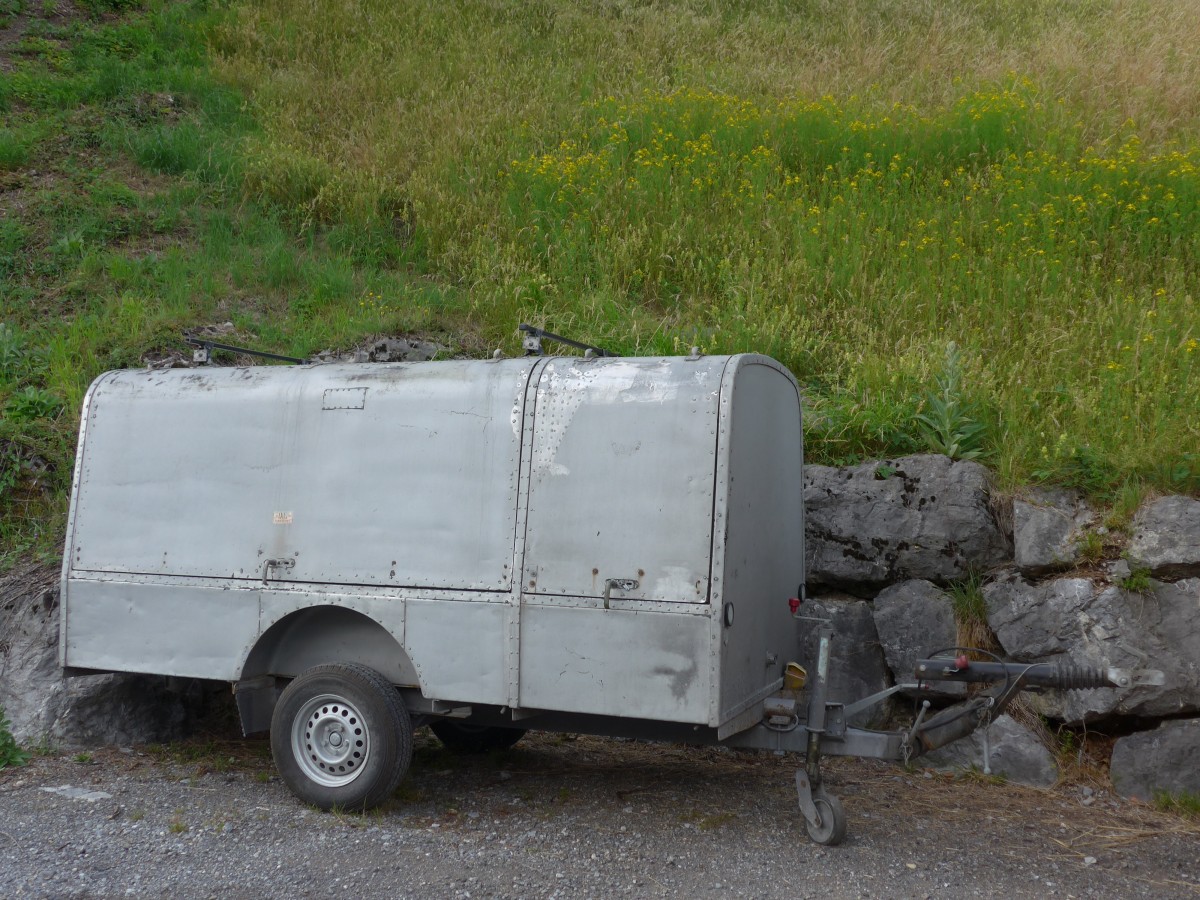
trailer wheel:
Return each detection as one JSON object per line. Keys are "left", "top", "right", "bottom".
{"left": 271, "top": 663, "right": 413, "bottom": 811}
{"left": 804, "top": 789, "right": 847, "bottom": 846}
{"left": 429, "top": 720, "right": 526, "bottom": 753}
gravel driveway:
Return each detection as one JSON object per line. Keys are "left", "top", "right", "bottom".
{"left": 1, "top": 731, "right": 1197, "bottom": 898}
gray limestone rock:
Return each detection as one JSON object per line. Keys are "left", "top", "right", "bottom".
{"left": 800, "top": 595, "right": 892, "bottom": 727}
{"left": 0, "top": 563, "right": 223, "bottom": 748}
{"left": 984, "top": 574, "right": 1200, "bottom": 723}
{"left": 1127, "top": 496, "right": 1200, "bottom": 579}
{"left": 1106, "top": 559, "right": 1132, "bottom": 582}
{"left": 920, "top": 713, "right": 1058, "bottom": 788}
{"left": 1013, "top": 488, "right": 1096, "bottom": 576}
{"left": 0, "top": 564, "right": 76, "bottom": 744}
{"left": 871, "top": 580, "right": 966, "bottom": 698}
{"left": 1110, "top": 718, "right": 1200, "bottom": 801}
{"left": 804, "top": 455, "right": 1009, "bottom": 597}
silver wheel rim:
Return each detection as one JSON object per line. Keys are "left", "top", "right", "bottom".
{"left": 290, "top": 692, "right": 370, "bottom": 787}
{"left": 808, "top": 799, "right": 835, "bottom": 841}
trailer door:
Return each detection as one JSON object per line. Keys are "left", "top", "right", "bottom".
{"left": 520, "top": 357, "right": 725, "bottom": 604}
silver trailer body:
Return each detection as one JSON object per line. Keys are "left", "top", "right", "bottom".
{"left": 61, "top": 354, "right": 804, "bottom": 736}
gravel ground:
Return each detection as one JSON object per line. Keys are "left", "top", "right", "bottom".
{"left": 1, "top": 731, "right": 1197, "bottom": 899}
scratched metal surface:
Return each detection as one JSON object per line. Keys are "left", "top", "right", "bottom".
{"left": 67, "top": 360, "right": 534, "bottom": 590}
{"left": 521, "top": 356, "right": 726, "bottom": 604}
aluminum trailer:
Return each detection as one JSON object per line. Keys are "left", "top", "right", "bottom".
{"left": 60, "top": 351, "right": 1157, "bottom": 844}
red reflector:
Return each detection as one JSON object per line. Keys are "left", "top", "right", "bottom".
{"left": 955, "top": 654, "right": 970, "bottom": 670}
{"left": 788, "top": 597, "right": 801, "bottom": 614}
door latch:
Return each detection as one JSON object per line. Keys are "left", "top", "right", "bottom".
{"left": 603, "top": 578, "right": 640, "bottom": 609}
{"left": 262, "top": 557, "right": 296, "bottom": 584}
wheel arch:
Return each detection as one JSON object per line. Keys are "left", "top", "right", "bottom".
{"left": 235, "top": 605, "right": 420, "bottom": 735}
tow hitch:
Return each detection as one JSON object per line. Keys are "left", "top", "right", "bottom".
{"left": 730, "top": 627, "right": 1164, "bottom": 846}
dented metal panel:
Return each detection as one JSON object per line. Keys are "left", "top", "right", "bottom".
{"left": 518, "top": 605, "right": 711, "bottom": 722}
{"left": 404, "top": 598, "right": 510, "bottom": 706}
{"left": 64, "top": 576, "right": 257, "bottom": 680}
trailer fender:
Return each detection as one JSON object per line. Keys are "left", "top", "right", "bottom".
{"left": 235, "top": 606, "right": 419, "bottom": 735}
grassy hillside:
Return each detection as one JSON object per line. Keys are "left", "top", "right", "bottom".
{"left": 2, "top": 0, "right": 1198, "bottom": 562}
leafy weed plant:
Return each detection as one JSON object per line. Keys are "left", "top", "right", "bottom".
{"left": 0, "top": 705, "right": 30, "bottom": 769}
{"left": 915, "top": 343, "right": 991, "bottom": 461}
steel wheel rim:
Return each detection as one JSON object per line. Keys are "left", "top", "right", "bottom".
{"left": 290, "top": 692, "right": 371, "bottom": 787}
{"left": 808, "top": 798, "right": 836, "bottom": 842}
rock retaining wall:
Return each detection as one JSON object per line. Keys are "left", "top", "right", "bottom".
{"left": 802, "top": 457, "right": 1199, "bottom": 794}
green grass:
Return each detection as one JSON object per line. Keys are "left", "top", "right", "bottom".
{"left": 1104, "top": 480, "right": 1148, "bottom": 532}
{"left": 1153, "top": 788, "right": 1200, "bottom": 819}
{"left": 945, "top": 573, "right": 988, "bottom": 627}
{"left": 1, "top": 0, "right": 1199, "bottom": 562}
{"left": 944, "top": 573, "right": 998, "bottom": 651}
{"left": 491, "top": 89, "right": 1195, "bottom": 482}
{"left": 1117, "top": 563, "right": 1153, "bottom": 593}
{"left": 1077, "top": 530, "right": 1107, "bottom": 564}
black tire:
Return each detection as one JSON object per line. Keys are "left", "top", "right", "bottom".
{"left": 270, "top": 663, "right": 413, "bottom": 811}
{"left": 429, "top": 719, "right": 526, "bottom": 753}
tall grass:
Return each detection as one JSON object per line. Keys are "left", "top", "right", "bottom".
{"left": 215, "top": 0, "right": 1198, "bottom": 490}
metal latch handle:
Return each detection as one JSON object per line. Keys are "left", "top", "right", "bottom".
{"left": 603, "top": 578, "right": 639, "bottom": 609}
{"left": 262, "top": 557, "right": 296, "bottom": 584}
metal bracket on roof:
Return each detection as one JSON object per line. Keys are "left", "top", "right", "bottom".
{"left": 518, "top": 323, "right": 618, "bottom": 358}
{"left": 183, "top": 333, "right": 306, "bottom": 365}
